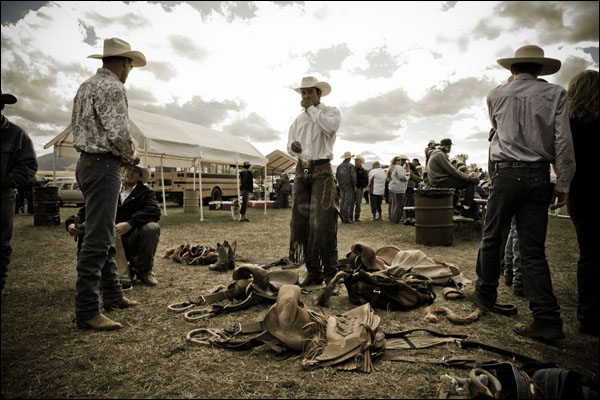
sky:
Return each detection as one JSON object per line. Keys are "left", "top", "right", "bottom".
{"left": 1, "top": 1, "right": 598, "bottom": 170}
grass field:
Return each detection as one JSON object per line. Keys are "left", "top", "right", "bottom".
{"left": 1, "top": 203, "right": 598, "bottom": 398}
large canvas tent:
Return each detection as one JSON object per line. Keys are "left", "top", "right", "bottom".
{"left": 44, "top": 108, "right": 268, "bottom": 218}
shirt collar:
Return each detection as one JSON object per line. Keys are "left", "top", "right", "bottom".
{"left": 514, "top": 73, "right": 536, "bottom": 81}
{"left": 96, "top": 68, "right": 123, "bottom": 84}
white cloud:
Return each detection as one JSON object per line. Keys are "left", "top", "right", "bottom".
{"left": 1, "top": 1, "right": 597, "bottom": 171}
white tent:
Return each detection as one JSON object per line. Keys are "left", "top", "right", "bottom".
{"left": 44, "top": 108, "right": 268, "bottom": 218}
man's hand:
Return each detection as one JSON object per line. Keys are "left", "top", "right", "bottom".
{"left": 291, "top": 141, "right": 302, "bottom": 153}
{"left": 549, "top": 191, "right": 568, "bottom": 210}
{"left": 68, "top": 223, "right": 84, "bottom": 237}
{"left": 115, "top": 222, "right": 132, "bottom": 236}
{"left": 301, "top": 98, "right": 313, "bottom": 110}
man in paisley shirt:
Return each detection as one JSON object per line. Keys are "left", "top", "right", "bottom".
{"left": 71, "top": 38, "right": 146, "bottom": 331}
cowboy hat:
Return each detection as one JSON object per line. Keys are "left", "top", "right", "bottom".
{"left": 88, "top": 38, "right": 147, "bottom": 67}
{"left": 294, "top": 76, "right": 331, "bottom": 97}
{"left": 350, "top": 242, "right": 386, "bottom": 271}
{"left": 122, "top": 163, "right": 151, "bottom": 184}
{"left": 263, "top": 284, "right": 313, "bottom": 351}
{"left": 341, "top": 151, "right": 354, "bottom": 159}
{"left": 497, "top": 45, "right": 560, "bottom": 76}
{"left": 1, "top": 89, "right": 17, "bottom": 105}
{"left": 354, "top": 155, "right": 365, "bottom": 163}
{"left": 398, "top": 155, "right": 409, "bottom": 161}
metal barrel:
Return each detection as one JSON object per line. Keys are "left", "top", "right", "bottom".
{"left": 183, "top": 189, "right": 200, "bottom": 213}
{"left": 32, "top": 186, "right": 61, "bottom": 226}
{"left": 414, "top": 188, "right": 455, "bottom": 246}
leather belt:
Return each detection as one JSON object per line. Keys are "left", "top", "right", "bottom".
{"left": 299, "top": 159, "right": 330, "bottom": 173}
{"left": 496, "top": 161, "right": 548, "bottom": 169}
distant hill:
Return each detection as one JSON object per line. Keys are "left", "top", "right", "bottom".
{"left": 36, "top": 153, "right": 78, "bottom": 171}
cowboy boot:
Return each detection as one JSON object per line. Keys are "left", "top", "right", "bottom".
{"left": 225, "top": 240, "right": 237, "bottom": 270}
{"left": 103, "top": 296, "right": 141, "bottom": 312}
{"left": 209, "top": 243, "right": 228, "bottom": 272}
{"left": 77, "top": 313, "right": 122, "bottom": 331}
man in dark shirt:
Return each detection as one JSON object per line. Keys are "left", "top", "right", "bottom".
{"left": 1, "top": 89, "right": 38, "bottom": 295}
{"left": 239, "top": 161, "right": 253, "bottom": 222}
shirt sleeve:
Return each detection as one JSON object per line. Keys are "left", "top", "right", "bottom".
{"left": 306, "top": 105, "right": 341, "bottom": 137}
{"left": 553, "top": 89, "right": 576, "bottom": 193}
{"left": 94, "top": 85, "right": 136, "bottom": 161}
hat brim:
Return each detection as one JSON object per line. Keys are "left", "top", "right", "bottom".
{"left": 294, "top": 82, "right": 331, "bottom": 97}
{"left": 122, "top": 165, "right": 150, "bottom": 183}
{"left": 1, "top": 93, "right": 17, "bottom": 105}
{"left": 497, "top": 57, "right": 561, "bottom": 76}
{"left": 88, "top": 50, "right": 147, "bottom": 67}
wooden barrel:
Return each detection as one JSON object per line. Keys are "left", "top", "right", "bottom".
{"left": 414, "top": 188, "right": 455, "bottom": 246}
{"left": 183, "top": 189, "right": 200, "bottom": 213}
{"left": 33, "top": 186, "right": 61, "bottom": 226}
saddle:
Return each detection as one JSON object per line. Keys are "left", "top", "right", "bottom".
{"left": 319, "top": 242, "right": 437, "bottom": 310}
{"left": 187, "top": 285, "right": 384, "bottom": 372}
{"left": 168, "top": 265, "right": 299, "bottom": 321}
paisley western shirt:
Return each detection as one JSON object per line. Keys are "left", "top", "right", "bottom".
{"left": 71, "top": 68, "right": 136, "bottom": 161}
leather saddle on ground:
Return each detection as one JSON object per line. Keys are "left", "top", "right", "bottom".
{"left": 168, "top": 265, "right": 299, "bottom": 321}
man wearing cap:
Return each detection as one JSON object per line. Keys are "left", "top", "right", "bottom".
{"left": 287, "top": 76, "right": 341, "bottom": 287}
{"left": 1, "top": 89, "right": 38, "bottom": 296}
{"left": 336, "top": 151, "right": 357, "bottom": 223}
{"left": 463, "top": 45, "right": 575, "bottom": 341}
{"left": 353, "top": 156, "right": 369, "bottom": 222}
{"left": 71, "top": 38, "right": 146, "bottom": 330}
{"left": 239, "top": 161, "right": 253, "bottom": 222}
{"left": 67, "top": 163, "right": 161, "bottom": 288}
{"left": 427, "top": 138, "right": 479, "bottom": 218}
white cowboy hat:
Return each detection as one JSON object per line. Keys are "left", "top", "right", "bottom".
{"left": 341, "top": 151, "right": 354, "bottom": 159}
{"left": 354, "top": 155, "right": 365, "bottom": 163}
{"left": 398, "top": 155, "right": 409, "bottom": 161}
{"left": 497, "top": 45, "right": 560, "bottom": 76}
{"left": 88, "top": 38, "right": 147, "bottom": 67}
{"left": 294, "top": 76, "right": 331, "bottom": 97}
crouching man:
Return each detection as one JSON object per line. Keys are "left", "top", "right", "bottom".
{"left": 67, "top": 163, "right": 161, "bottom": 287}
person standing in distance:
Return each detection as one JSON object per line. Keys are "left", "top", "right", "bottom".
{"left": 239, "top": 161, "right": 253, "bottom": 222}
{"left": 287, "top": 76, "right": 341, "bottom": 288}
{"left": 71, "top": 38, "right": 145, "bottom": 331}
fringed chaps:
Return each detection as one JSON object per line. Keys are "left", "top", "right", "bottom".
{"left": 289, "top": 163, "right": 338, "bottom": 278}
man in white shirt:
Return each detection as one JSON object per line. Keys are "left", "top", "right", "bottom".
{"left": 287, "top": 77, "right": 341, "bottom": 288}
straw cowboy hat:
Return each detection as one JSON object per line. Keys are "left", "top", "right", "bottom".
{"left": 354, "top": 155, "right": 365, "bottom": 163}
{"left": 294, "top": 76, "right": 331, "bottom": 97}
{"left": 263, "top": 284, "right": 313, "bottom": 351}
{"left": 1, "top": 89, "right": 17, "bottom": 105}
{"left": 497, "top": 45, "right": 560, "bottom": 76}
{"left": 341, "top": 151, "right": 354, "bottom": 159}
{"left": 122, "top": 163, "right": 151, "bottom": 184}
{"left": 88, "top": 38, "right": 147, "bottom": 67}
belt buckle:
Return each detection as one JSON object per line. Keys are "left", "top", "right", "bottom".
{"left": 303, "top": 169, "right": 309, "bottom": 174}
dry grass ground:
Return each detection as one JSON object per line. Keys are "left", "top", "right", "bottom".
{"left": 1, "top": 203, "right": 598, "bottom": 399}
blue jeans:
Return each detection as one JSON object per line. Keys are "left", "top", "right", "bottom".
{"left": 475, "top": 165, "right": 561, "bottom": 325}
{"left": 339, "top": 186, "right": 355, "bottom": 222}
{"left": 1, "top": 190, "right": 16, "bottom": 294}
{"left": 240, "top": 190, "right": 250, "bottom": 215}
{"left": 75, "top": 152, "right": 123, "bottom": 321}
{"left": 123, "top": 222, "right": 160, "bottom": 278}
{"left": 353, "top": 188, "right": 364, "bottom": 220}
{"left": 504, "top": 217, "right": 523, "bottom": 291}
{"left": 389, "top": 192, "right": 405, "bottom": 224}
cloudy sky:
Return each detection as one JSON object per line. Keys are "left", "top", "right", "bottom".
{"left": 1, "top": 1, "right": 598, "bottom": 169}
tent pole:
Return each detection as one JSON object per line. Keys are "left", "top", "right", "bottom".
{"left": 52, "top": 147, "right": 57, "bottom": 182}
{"left": 160, "top": 155, "right": 167, "bottom": 216}
{"left": 235, "top": 153, "right": 240, "bottom": 201}
{"left": 264, "top": 164, "right": 267, "bottom": 214}
{"left": 198, "top": 157, "right": 204, "bottom": 221}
